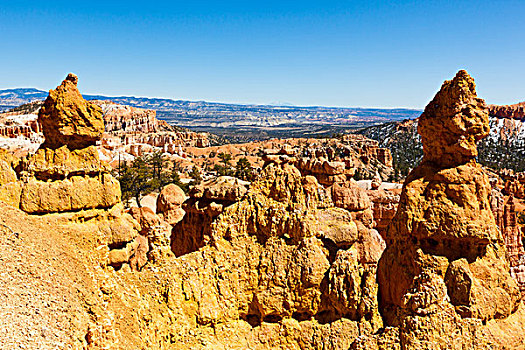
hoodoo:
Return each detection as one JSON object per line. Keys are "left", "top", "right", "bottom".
{"left": 353, "top": 70, "right": 525, "bottom": 348}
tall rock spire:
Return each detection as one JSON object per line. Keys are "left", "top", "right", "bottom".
{"left": 353, "top": 70, "right": 524, "bottom": 349}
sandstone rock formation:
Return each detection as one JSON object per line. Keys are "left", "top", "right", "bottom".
{"left": 4, "top": 71, "right": 525, "bottom": 349}
{"left": 171, "top": 176, "right": 249, "bottom": 256}
{"left": 489, "top": 101, "right": 525, "bottom": 121}
{"left": 0, "top": 74, "right": 145, "bottom": 272}
{"left": 497, "top": 194, "right": 525, "bottom": 298}
{"left": 168, "top": 162, "right": 385, "bottom": 345}
{"left": 365, "top": 188, "right": 400, "bottom": 238}
{"left": 38, "top": 73, "right": 104, "bottom": 150}
{"left": 504, "top": 172, "right": 525, "bottom": 199}
{"left": 341, "top": 134, "right": 393, "bottom": 168}
{"left": 353, "top": 70, "right": 525, "bottom": 349}
{"left": 96, "top": 101, "right": 160, "bottom": 133}
{"left": 262, "top": 137, "right": 393, "bottom": 187}
{"left": 156, "top": 183, "right": 186, "bottom": 225}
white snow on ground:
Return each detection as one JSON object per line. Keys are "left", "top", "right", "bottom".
{"left": 0, "top": 136, "right": 42, "bottom": 153}
{"left": 4, "top": 113, "right": 38, "bottom": 123}
{"left": 356, "top": 180, "right": 403, "bottom": 190}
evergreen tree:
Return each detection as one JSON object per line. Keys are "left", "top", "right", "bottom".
{"left": 214, "top": 152, "right": 233, "bottom": 176}
{"left": 235, "top": 157, "right": 254, "bottom": 181}
{"left": 188, "top": 166, "right": 202, "bottom": 185}
{"left": 117, "top": 156, "right": 157, "bottom": 207}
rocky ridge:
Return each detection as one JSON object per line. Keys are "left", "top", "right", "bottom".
{"left": 0, "top": 91, "right": 211, "bottom": 161}
{"left": 1, "top": 71, "right": 524, "bottom": 349}
{"left": 0, "top": 73, "right": 389, "bottom": 349}
{"left": 489, "top": 102, "right": 525, "bottom": 120}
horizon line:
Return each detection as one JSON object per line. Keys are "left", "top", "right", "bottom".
{"left": 1, "top": 86, "right": 424, "bottom": 111}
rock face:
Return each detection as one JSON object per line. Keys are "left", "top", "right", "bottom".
{"left": 171, "top": 176, "right": 249, "bottom": 257}
{"left": 96, "top": 101, "right": 160, "bottom": 133}
{"left": 262, "top": 136, "right": 394, "bottom": 187}
{"left": 505, "top": 172, "right": 525, "bottom": 199}
{"left": 499, "top": 195, "right": 525, "bottom": 297}
{"left": 489, "top": 101, "right": 525, "bottom": 121}
{"left": 417, "top": 70, "right": 490, "bottom": 168}
{"left": 168, "top": 162, "right": 385, "bottom": 347}
{"left": 341, "top": 134, "right": 393, "bottom": 168}
{"left": 365, "top": 188, "right": 400, "bottom": 238}
{"left": 17, "top": 146, "right": 121, "bottom": 213}
{"left": 0, "top": 74, "right": 145, "bottom": 274}
{"left": 38, "top": 73, "right": 104, "bottom": 150}
{"left": 353, "top": 70, "right": 525, "bottom": 349}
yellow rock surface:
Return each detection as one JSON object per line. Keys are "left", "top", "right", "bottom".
{"left": 353, "top": 70, "right": 525, "bottom": 349}
{"left": 38, "top": 73, "right": 104, "bottom": 150}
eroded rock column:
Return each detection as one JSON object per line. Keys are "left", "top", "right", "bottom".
{"left": 369, "top": 70, "right": 522, "bottom": 348}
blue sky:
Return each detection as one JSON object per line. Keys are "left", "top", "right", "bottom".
{"left": 1, "top": 0, "right": 524, "bottom": 108}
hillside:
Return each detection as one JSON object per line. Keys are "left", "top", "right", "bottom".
{"left": 358, "top": 103, "right": 525, "bottom": 174}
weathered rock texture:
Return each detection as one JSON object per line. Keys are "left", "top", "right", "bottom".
{"left": 353, "top": 70, "right": 525, "bottom": 349}
{"left": 4, "top": 71, "right": 525, "bottom": 349}
{"left": 489, "top": 101, "right": 525, "bottom": 121}
{"left": 156, "top": 183, "right": 186, "bottom": 225}
{"left": 505, "top": 172, "right": 525, "bottom": 199}
{"left": 366, "top": 188, "right": 400, "bottom": 238}
{"left": 0, "top": 74, "right": 146, "bottom": 273}
{"left": 38, "top": 73, "right": 104, "bottom": 150}
{"left": 262, "top": 136, "right": 393, "bottom": 187}
{"left": 499, "top": 195, "right": 525, "bottom": 298}
{"left": 9, "top": 75, "right": 123, "bottom": 214}
{"left": 170, "top": 163, "right": 385, "bottom": 344}
{"left": 97, "top": 101, "right": 160, "bottom": 133}
{"left": 171, "top": 176, "right": 249, "bottom": 257}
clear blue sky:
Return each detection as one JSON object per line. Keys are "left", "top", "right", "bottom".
{"left": 1, "top": 0, "right": 524, "bottom": 108}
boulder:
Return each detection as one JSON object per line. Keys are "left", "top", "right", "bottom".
{"left": 156, "top": 184, "right": 186, "bottom": 225}
{"left": 129, "top": 206, "right": 162, "bottom": 235}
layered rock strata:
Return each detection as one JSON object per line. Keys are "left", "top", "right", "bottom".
{"left": 365, "top": 188, "right": 400, "bottom": 238}
{"left": 504, "top": 172, "right": 525, "bottom": 199}
{"left": 262, "top": 137, "right": 394, "bottom": 187}
{"left": 353, "top": 70, "right": 525, "bottom": 349}
{"left": 500, "top": 195, "right": 525, "bottom": 297}
{"left": 489, "top": 101, "right": 525, "bottom": 121}
{"left": 97, "top": 101, "right": 160, "bottom": 133}
{"left": 0, "top": 74, "right": 144, "bottom": 272}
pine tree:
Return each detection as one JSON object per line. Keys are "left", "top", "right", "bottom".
{"left": 235, "top": 157, "right": 253, "bottom": 181}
